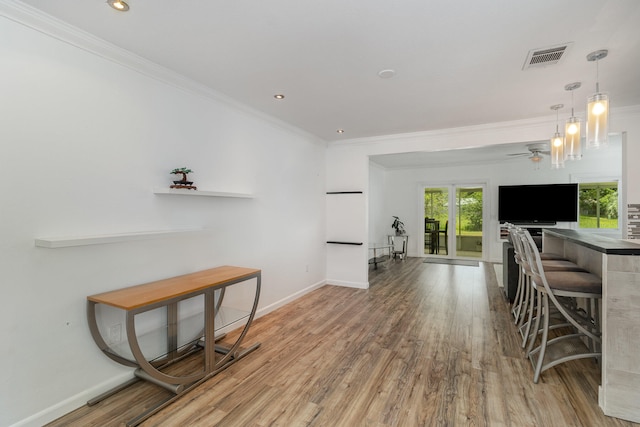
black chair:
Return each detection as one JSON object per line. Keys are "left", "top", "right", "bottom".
{"left": 438, "top": 220, "right": 448, "bottom": 254}
{"left": 424, "top": 219, "right": 439, "bottom": 254}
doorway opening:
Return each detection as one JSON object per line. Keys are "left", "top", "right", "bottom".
{"left": 424, "top": 185, "right": 484, "bottom": 259}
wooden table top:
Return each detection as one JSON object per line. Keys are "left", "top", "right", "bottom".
{"left": 87, "top": 266, "right": 260, "bottom": 310}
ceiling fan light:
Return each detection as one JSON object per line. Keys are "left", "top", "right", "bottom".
{"left": 528, "top": 154, "right": 542, "bottom": 170}
{"left": 564, "top": 116, "right": 582, "bottom": 160}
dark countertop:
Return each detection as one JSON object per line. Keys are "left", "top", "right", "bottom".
{"left": 543, "top": 228, "right": 640, "bottom": 255}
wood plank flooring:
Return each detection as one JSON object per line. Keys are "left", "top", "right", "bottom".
{"left": 48, "top": 258, "right": 639, "bottom": 426}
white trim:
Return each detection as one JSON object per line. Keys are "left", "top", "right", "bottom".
{"left": 325, "top": 279, "right": 369, "bottom": 289}
{"left": 8, "top": 371, "right": 133, "bottom": 427}
{"left": 330, "top": 105, "right": 640, "bottom": 147}
{"left": 218, "top": 279, "right": 328, "bottom": 335}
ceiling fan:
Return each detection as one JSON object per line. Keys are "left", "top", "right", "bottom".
{"left": 507, "top": 142, "right": 550, "bottom": 163}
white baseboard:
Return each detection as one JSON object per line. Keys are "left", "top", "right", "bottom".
{"left": 256, "top": 279, "right": 327, "bottom": 316}
{"left": 216, "top": 279, "right": 328, "bottom": 334}
{"left": 325, "top": 279, "right": 369, "bottom": 289}
{"left": 493, "top": 263, "right": 504, "bottom": 288}
{"left": 9, "top": 372, "right": 134, "bottom": 427}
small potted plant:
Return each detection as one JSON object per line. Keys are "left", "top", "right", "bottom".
{"left": 391, "top": 216, "right": 406, "bottom": 235}
{"left": 170, "top": 167, "right": 197, "bottom": 190}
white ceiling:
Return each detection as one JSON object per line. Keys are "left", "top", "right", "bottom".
{"left": 369, "top": 140, "right": 548, "bottom": 169}
{"left": 15, "top": 0, "right": 640, "bottom": 148}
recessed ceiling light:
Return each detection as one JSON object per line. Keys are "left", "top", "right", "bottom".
{"left": 274, "top": 94, "right": 285, "bottom": 99}
{"left": 336, "top": 129, "right": 345, "bottom": 134}
{"left": 107, "top": 0, "right": 129, "bottom": 11}
{"left": 377, "top": 69, "right": 396, "bottom": 79}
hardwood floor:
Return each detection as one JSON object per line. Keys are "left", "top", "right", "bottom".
{"left": 48, "top": 258, "right": 639, "bottom": 426}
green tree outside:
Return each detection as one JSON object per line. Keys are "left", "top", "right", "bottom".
{"left": 579, "top": 182, "right": 618, "bottom": 229}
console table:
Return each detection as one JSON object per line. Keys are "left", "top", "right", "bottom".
{"left": 86, "top": 266, "right": 261, "bottom": 426}
{"left": 542, "top": 229, "right": 640, "bottom": 423}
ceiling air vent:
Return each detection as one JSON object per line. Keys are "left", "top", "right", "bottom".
{"left": 522, "top": 43, "right": 573, "bottom": 70}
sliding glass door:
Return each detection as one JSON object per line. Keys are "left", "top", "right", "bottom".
{"left": 424, "top": 184, "right": 485, "bottom": 259}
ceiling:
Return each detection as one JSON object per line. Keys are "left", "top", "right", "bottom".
{"left": 368, "top": 135, "right": 624, "bottom": 169}
{"left": 15, "top": 0, "right": 640, "bottom": 145}
{"left": 369, "top": 140, "right": 549, "bottom": 169}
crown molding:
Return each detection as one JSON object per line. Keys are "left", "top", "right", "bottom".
{"left": 1, "top": 0, "right": 326, "bottom": 145}
{"left": 330, "top": 104, "right": 640, "bottom": 148}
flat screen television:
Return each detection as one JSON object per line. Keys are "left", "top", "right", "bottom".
{"left": 498, "top": 183, "right": 578, "bottom": 224}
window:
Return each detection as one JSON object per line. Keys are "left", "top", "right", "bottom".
{"left": 578, "top": 181, "right": 618, "bottom": 229}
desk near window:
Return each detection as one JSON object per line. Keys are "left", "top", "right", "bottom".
{"left": 86, "top": 266, "right": 261, "bottom": 426}
{"left": 542, "top": 229, "right": 640, "bottom": 423}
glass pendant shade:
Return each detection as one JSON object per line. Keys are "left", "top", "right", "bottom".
{"left": 586, "top": 92, "right": 609, "bottom": 148}
{"left": 586, "top": 50, "right": 609, "bottom": 149}
{"left": 550, "top": 133, "right": 565, "bottom": 168}
{"left": 564, "top": 116, "right": 582, "bottom": 160}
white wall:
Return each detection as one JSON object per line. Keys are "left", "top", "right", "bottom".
{"left": 372, "top": 136, "right": 622, "bottom": 263}
{"left": 368, "top": 163, "right": 386, "bottom": 244}
{"left": 0, "top": 11, "right": 326, "bottom": 427}
{"left": 325, "top": 148, "right": 369, "bottom": 288}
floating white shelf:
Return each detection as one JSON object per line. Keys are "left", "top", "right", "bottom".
{"left": 153, "top": 188, "right": 253, "bottom": 198}
{"left": 35, "top": 228, "right": 204, "bottom": 248}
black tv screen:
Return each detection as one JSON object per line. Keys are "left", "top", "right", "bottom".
{"left": 498, "top": 183, "right": 578, "bottom": 223}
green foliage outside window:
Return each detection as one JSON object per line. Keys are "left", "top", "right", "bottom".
{"left": 459, "top": 189, "right": 483, "bottom": 232}
{"left": 424, "top": 189, "right": 448, "bottom": 226}
{"left": 424, "top": 188, "right": 483, "bottom": 233}
{"left": 578, "top": 182, "right": 618, "bottom": 229}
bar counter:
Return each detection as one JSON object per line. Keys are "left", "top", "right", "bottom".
{"left": 542, "top": 229, "right": 640, "bottom": 423}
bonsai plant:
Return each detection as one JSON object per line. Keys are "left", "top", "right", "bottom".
{"left": 170, "top": 167, "right": 197, "bottom": 190}
{"left": 391, "top": 216, "right": 406, "bottom": 235}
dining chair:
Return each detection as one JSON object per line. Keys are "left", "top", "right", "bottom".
{"left": 438, "top": 220, "right": 448, "bottom": 254}
{"left": 424, "top": 218, "right": 439, "bottom": 254}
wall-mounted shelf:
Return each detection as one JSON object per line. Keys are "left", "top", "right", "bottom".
{"left": 326, "top": 191, "right": 363, "bottom": 194}
{"left": 35, "top": 228, "right": 204, "bottom": 248}
{"left": 326, "top": 241, "right": 363, "bottom": 245}
{"left": 153, "top": 188, "right": 253, "bottom": 198}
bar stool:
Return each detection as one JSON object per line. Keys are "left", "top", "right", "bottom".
{"left": 518, "top": 229, "right": 602, "bottom": 383}
{"left": 509, "top": 226, "right": 586, "bottom": 349}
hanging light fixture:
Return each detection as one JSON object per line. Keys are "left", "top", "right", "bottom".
{"left": 564, "top": 82, "right": 582, "bottom": 160}
{"left": 550, "top": 104, "right": 564, "bottom": 169}
{"left": 586, "top": 49, "right": 609, "bottom": 148}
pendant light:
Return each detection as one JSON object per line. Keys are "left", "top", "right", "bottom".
{"left": 564, "top": 82, "right": 582, "bottom": 160}
{"left": 550, "top": 104, "right": 564, "bottom": 169}
{"left": 586, "top": 49, "right": 609, "bottom": 148}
